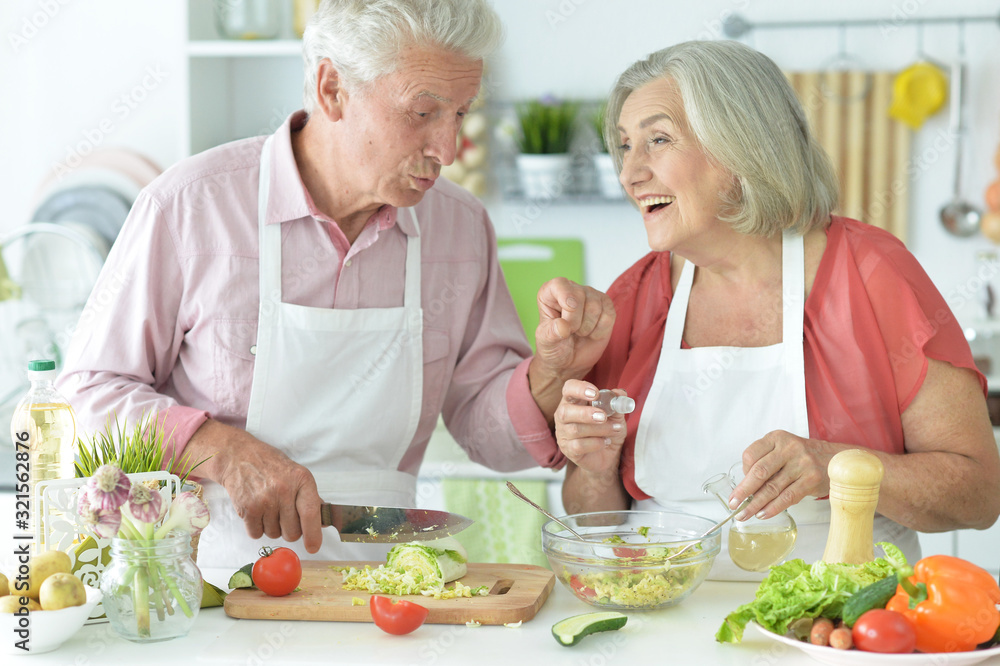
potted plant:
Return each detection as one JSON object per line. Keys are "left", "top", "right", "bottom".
{"left": 514, "top": 96, "right": 580, "bottom": 199}
{"left": 590, "top": 101, "right": 623, "bottom": 199}
{"left": 75, "top": 413, "right": 208, "bottom": 561}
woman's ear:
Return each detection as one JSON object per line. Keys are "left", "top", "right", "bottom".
{"left": 315, "top": 59, "right": 346, "bottom": 122}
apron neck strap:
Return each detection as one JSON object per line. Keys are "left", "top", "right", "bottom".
{"left": 662, "top": 232, "right": 805, "bottom": 349}
{"left": 257, "top": 136, "right": 423, "bottom": 308}
{"left": 403, "top": 208, "right": 421, "bottom": 309}
{"left": 781, "top": 231, "right": 805, "bottom": 348}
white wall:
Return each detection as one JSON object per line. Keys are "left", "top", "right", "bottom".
{"left": 2, "top": 0, "right": 1000, "bottom": 308}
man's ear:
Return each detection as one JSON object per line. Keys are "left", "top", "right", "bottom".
{"left": 315, "top": 59, "right": 347, "bottom": 122}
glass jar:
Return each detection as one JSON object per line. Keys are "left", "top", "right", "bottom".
{"left": 215, "top": 0, "right": 282, "bottom": 40}
{"left": 702, "top": 463, "right": 797, "bottom": 572}
{"left": 293, "top": 0, "right": 320, "bottom": 38}
{"left": 99, "top": 531, "right": 203, "bottom": 642}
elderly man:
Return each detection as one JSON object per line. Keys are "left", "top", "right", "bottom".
{"left": 58, "top": 0, "right": 609, "bottom": 568}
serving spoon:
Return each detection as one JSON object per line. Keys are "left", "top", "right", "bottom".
{"left": 505, "top": 480, "right": 751, "bottom": 560}
{"left": 665, "top": 497, "right": 752, "bottom": 561}
{"left": 940, "top": 40, "right": 982, "bottom": 236}
{"left": 505, "top": 481, "right": 586, "bottom": 539}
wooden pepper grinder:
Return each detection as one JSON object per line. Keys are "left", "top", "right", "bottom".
{"left": 822, "top": 449, "right": 884, "bottom": 564}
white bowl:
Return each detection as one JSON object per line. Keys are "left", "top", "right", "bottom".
{"left": 1, "top": 585, "right": 103, "bottom": 655}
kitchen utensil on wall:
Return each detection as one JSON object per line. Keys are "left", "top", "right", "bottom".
{"left": 889, "top": 23, "right": 948, "bottom": 129}
{"left": 819, "top": 24, "right": 872, "bottom": 103}
{"left": 889, "top": 62, "right": 948, "bottom": 129}
{"left": 940, "top": 24, "right": 983, "bottom": 237}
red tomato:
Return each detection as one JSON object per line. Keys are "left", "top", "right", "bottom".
{"left": 569, "top": 574, "right": 597, "bottom": 599}
{"left": 612, "top": 546, "right": 647, "bottom": 559}
{"left": 369, "top": 595, "right": 429, "bottom": 635}
{"left": 252, "top": 546, "right": 302, "bottom": 597}
{"left": 852, "top": 609, "right": 917, "bottom": 654}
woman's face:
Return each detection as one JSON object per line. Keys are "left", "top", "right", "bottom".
{"left": 617, "top": 77, "right": 734, "bottom": 253}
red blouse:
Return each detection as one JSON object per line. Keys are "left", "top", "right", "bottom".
{"left": 589, "top": 217, "right": 986, "bottom": 502}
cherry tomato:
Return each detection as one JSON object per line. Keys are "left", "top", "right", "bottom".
{"left": 252, "top": 546, "right": 302, "bottom": 597}
{"left": 852, "top": 609, "right": 917, "bottom": 654}
{"left": 369, "top": 595, "right": 429, "bottom": 635}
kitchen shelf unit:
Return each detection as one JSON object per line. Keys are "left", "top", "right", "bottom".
{"left": 183, "top": 1, "right": 305, "bottom": 157}
{"left": 182, "top": 9, "right": 627, "bottom": 205}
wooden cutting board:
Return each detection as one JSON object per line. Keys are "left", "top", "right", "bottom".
{"left": 224, "top": 560, "right": 555, "bottom": 625}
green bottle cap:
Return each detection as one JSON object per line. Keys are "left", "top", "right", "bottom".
{"left": 28, "top": 359, "right": 56, "bottom": 371}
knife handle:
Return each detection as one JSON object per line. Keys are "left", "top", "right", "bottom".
{"left": 320, "top": 503, "right": 332, "bottom": 527}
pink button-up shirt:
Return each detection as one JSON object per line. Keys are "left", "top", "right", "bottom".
{"left": 57, "top": 112, "right": 564, "bottom": 475}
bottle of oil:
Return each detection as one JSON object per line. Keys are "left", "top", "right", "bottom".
{"left": 10, "top": 359, "right": 78, "bottom": 540}
{"left": 702, "top": 463, "right": 797, "bottom": 572}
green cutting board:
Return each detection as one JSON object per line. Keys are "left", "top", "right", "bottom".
{"left": 497, "top": 238, "right": 585, "bottom": 351}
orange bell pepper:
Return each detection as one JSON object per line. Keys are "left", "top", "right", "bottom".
{"left": 885, "top": 555, "right": 1000, "bottom": 653}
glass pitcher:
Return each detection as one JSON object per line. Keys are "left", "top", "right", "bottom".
{"left": 702, "top": 463, "right": 797, "bottom": 572}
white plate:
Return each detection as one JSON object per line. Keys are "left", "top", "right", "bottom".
{"left": 32, "top": 185, "right": 132, "bottom": 247}
{"left": 753, "top": 623, "right": 1000, "bottom": 666}
{"left": 32, "top": 147, "right": 161, "bottom": 206}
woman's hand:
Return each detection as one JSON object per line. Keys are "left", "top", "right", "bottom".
{"left": 555, "top": 379, "right": 628, "bottom": 474}
{"left": 730, "top": 430, "right": 836, "bottom": 521}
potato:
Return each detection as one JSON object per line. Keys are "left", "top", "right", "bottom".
{"left": 10, "top": 550, "right": 73, "bottom": 599}
{"left": 0, "top": 596, "right": 42, "bottom": 612}
{"left": 39, "top": 573, "right": 86, "bottom": 610}
{"left": 0, "top": 573, "right": 8, "bottom": 596}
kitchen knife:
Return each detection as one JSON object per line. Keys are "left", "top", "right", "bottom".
{"left": 319, "top": 504, "right": 473, "bottom": 543}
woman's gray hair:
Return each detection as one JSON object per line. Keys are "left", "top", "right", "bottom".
{"left": 302, "top": 0, "right": 504, "bottom": 112}
{"left": 604, "top": 40, "right": 839, "bottom": 236}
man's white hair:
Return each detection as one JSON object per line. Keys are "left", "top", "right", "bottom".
{"left": 302, "top": 0, "right": 504, "bottom": 112}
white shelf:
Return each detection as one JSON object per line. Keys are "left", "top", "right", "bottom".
{"left": 187, "top": 39, "right": 303, "bottom": 58}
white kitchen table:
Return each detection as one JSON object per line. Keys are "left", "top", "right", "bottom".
{"left": 11, "top": 567, "right": 1000, "bottom": 666}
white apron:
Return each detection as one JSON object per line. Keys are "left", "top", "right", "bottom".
{"left": 633, "top": 233, "right": 919, "bottom": 580}
{"left": 198, "top": 136, "right": 424, "bottom": 569}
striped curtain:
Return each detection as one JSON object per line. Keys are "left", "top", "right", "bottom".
{"left": 786, "top": 71, "right": 911, "bottom": 242}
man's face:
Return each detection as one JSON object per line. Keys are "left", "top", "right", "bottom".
{"left": 336, "top": 45, "right": 483, "bottom": 211}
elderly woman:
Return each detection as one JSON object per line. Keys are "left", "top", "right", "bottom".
{"left": 555, "top": 40, "right": 1000, "bottom": 579}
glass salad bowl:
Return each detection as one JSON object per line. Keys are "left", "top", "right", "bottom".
{"left": 542, "top": 510, "right": 720, "bottom": 611}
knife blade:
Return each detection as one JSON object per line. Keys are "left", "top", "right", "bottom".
{"left": 319, "top": 503, "right": 473, "bottom": 543}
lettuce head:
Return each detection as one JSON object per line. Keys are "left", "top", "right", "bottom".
{"left": 715, "top": 542, "right": 905, "bottom": 643}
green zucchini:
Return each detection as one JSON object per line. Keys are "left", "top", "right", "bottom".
{"left": 552, "top": 611, "right": 628, "bottom": 647}
{"left": 228, "top": 562, "right": 256, "bottom": 590}
{"left": 842, "top": 575, "right": 899, "bottom": 627}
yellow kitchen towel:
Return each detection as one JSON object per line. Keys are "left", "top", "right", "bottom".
{"left": 442, "top": 479, "right": 550, "bottom": 568}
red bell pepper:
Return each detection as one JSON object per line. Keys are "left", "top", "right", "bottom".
{"left": 885, "top": 555, "right": 1000, "bottom": 653}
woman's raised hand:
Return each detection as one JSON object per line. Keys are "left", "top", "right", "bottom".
{"left": 555, "top": 379, "right": 629, "bottom": 474}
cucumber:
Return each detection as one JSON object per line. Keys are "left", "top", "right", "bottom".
{"left": 552, "top": 611, "right": 628, "bottom": 647}
{"left": 842, "top": 575, "right": 899, "bottom": 627}
{"left": 228, "top": 562, "right": 256, "bottom": 590}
